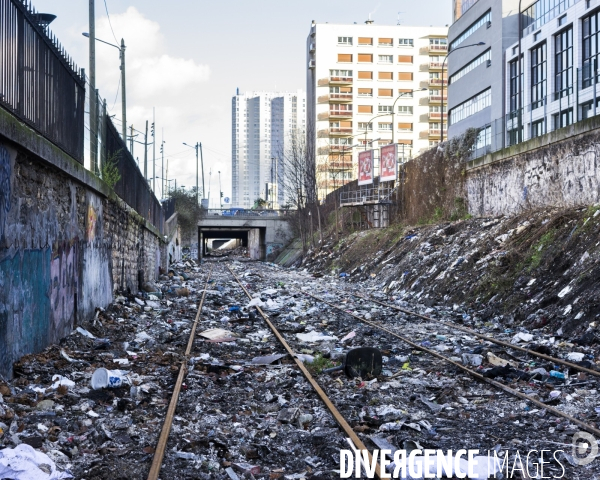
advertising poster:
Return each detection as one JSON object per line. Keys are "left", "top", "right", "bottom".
{"left": 379, "top": 144, "right": 397, "bottom": 182}
{"left": 358, "top": 150, "right": 374, "bottom": 186}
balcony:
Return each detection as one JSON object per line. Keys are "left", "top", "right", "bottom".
{"left": 329, "top": 109, "right": 353, "bottom": 119}
{"left": 329, "top": 145, "right": 354, "bottom": 153}
{"left": 429, "top": 61, "right": 444, "bottom": 69}
{"left": 329, "top": 161, "right": 354, "bottom": 170}
{"left": 428, "top": 129, "right": 446, "bottom": 138}
{"left": 329, "top": 93, "right": 353, "bottom": 102}
{"left": 428, "top": 78, "right": 448, "bottom": 86}
{"left": 428, "top": 112, "right": 448, "bottom": 120}
{"left": 428, "top": 95, "right": 447, "bottom": 103}
{"left": 309, "top": 43, "right": 316, "bottom": 53}
{"left": 329, "top": 76, "right": 353, "bottom": 85}
{"left": 429, "top": 44, "right": 448, "bottom": 53}
{"left": 328, "top": 127, "right": 353, "bottom": 136}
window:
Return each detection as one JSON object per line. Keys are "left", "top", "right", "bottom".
{"left": 522, "top": 0, "right": 577, "bottom": 34}
{"left": 450, "top": 10, "right": 491, "bottom": 50}
{"left": 398, "top": 122, "right": 413, "bottom": 131}
{"left": 398, "top": 55, "right": 413, "bottom": 63}
{"left": 472, "top": 125, "right": 492, "bottom": 155}
{"left": 582, "top": 11, "right": 600, "bottom": 89}
{"left": 378, "top": 89, "right": 393, "bottom": 97}
{"left": 378, "top": 55, "right": 393, "bottom": 63}
{"left": 338, "top": 54, "right": 353, "bottom": 62}
{"left": 358, "top": 37, "right": 373, "bottom": 45}
{"left": 358, "top": 122, "right": 373, "bottom": 130}
{"left": 508, "top": 58, "right": 522, "bottom": 115}
{"left": 358, "top": 54, "right": 373, "bottom": 63}
{"left": 358, "top": 105, "right": 373, "bottom": 113}
{"left": 378, "top": 105, "right": 393, "bottom": 113}
{"left": 398, "top": 89, "right": 413, "bottom": 97}
{"left": 581, "top": 99, "right": 600, "bottom": 119}
{"left": 379, "top": 37, "right": 393, "bottom": 46}
{"left": 555, "top": 27, "right": 573, "bottom": 99}
{"left": 531, "top": 118, "right": 545, "bottom": 138}
{"left": 449, "top": 88, "right": 491, "bottom": 125}
{"left": 338, "top": 36, "right": 353, "bottom": 45}
{"left": 530, "top": 42, "right": 546, "bottom": 109}
{"left": 379, "top": 72, "right": 393, "bottom": 80}
{"left": 398, "top": 106, "right": 413, "bottom": 114}
{"left": 398, "top": 72, "right": 413, "bottom": 81}
{"left": 429, "top": 38, "right": 447, "bottom": 45}
{"left": 553, "top": 107, "right": 573, "bottom": 128}
{"left": 379, "top": 122, "right": 392, "bottom": 130}
{"left": 398, "top": 38, "right": 414, "bottom": 46}
{"left": 329, "top": 69, "right": 353, "bottom": 78}
{"left": 449, "top": 49, "right": 491, "bottom": 84}
{"left": 358, "top": 88, "right": 373, "bottom": 97}
{"left": 358, "top": 71, "right": 373, "bottom": 79}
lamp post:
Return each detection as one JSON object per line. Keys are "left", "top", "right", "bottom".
{"left": 82, "top": 33, "right": 127, "bottom": 143}
{"left": 392, "top": 88, "right": 426, "bottom": 144}
{"left": 218, "top": 170, "right": 223, "bottom": 209}
{"left": 441, "top": 41, "right": 486, "bottom": 141}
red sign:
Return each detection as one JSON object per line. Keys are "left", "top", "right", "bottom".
{"left": 358, "top": 150, "right": 374, "bottom": 185}
{"left": 379, "top": 144, "right": 397, "bottom": 182}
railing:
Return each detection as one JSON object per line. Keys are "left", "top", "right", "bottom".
{"left": 428, "top": 78, "right": 448, "bottom": 86}
{"left": 104, "top": 114, "right": 164, "bottom": 234}
{"left": 329, "top": 93, "right": 353, "bottom": 101}
{"left": 340, "top": 185, "right": 394, "bottom": 205}
{"left": 429, "top": 95, "right": 447, "bottom": 102}
{"left": 329, "top": 110, "right": 353, "bottom": 118}
{"left": 205, "top": 208, "right": 291, "bottom": 218}
{"left": 428, "top": 112, "right": 448, "bottom": 119}
{"left": 329, "top": 76, "right": 353, "bottom": 83}
{"left": 429, "top": 62, "right": 444, "bottom": 69}
{"left": 328, "top": 127, "right": 353, "bottom": 135}
{"left": 429, "top": 45, "right": 448, "bottom": 52}
{"left": 0, "top": 0, "right": 85, "bottom": 162}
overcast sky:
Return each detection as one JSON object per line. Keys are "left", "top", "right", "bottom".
{"left": 32, "top": 0, "right": 451, "bottom": 206}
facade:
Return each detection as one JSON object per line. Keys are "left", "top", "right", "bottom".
{"left": 306, "top": 21, "right": 448, "bottom": 199}
{"left": 504, "top": 0, "right": 600, "bottom": 144}
{"left": 447, "top": 0, "right": 519, "bottom": 154}
{"left": 231, "top": 90, "right": 306, "bottom": 209}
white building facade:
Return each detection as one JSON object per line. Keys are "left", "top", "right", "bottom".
{"left": 231, "top": 90, "right": 306, "bottom": 209}
{"left": 306, "top": 21, "right": 448, "bottom": 198}
{"left": 504, "top": 0, "right": 600, "bottom": 145}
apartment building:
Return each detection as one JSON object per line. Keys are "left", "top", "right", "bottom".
{"left": 504, "top": 0, "right": 600, "bottom": 144}
{"left": 447, "top": 0, "right": 519, "bottom": 154}
{"left": 306, "top": 21, "right": 448, "bottom": 198}
{"left": 231, "top": 90, "right": 306, "bottom": 209}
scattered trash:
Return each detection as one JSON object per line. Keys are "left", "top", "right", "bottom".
{"left": 0, "top": 444, "right": 72, "bottom": 479}
{"left": 90, "top": 368, "right": 130, "bottom": 389}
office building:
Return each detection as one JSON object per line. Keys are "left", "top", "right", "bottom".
{"left": 447, "top": 0, "right": 519, "bottom": 154}
{"left": 231, "top": 90, "right": 306, "bottom": 209}
{"left": 306, "top": 21, "right": 448, "bottom": 199}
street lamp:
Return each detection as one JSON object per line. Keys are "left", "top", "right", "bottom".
{"left": 441, "top": 41, "right": 486, "bottom": 141}
{"left": 392, "top": 88, "right": 427, "bottom": 144}
{"left": 82, "top": 32, "right": 127, "bottom": 143}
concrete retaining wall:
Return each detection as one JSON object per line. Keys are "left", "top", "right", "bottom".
{"left": 467, "top": 116, "right": 600, "bottom": 217}
{"left": 0, "top": 109, "right": 164, "bottom": 378}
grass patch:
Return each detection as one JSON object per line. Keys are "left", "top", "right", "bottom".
{"left": 307, "top": 354, "right": 339, "bottom": 375}
{"left": 528, "top": 231, "right": 555, "bottom": 270}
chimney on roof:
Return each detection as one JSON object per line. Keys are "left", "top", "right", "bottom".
{"left": 365, "top": 19, "right": 374, "bottom": 24}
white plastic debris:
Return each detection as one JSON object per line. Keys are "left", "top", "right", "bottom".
{"left": 567, "top": 352, "right": 585, "bottom": 362}
{"left": 75, "top": 327, "right": 95, "bottom": 339}
{"left": 296, "top": 331, "right": 338, "bottom": 343}
{"left": 0, "top": 443, "right": 73, "bottom": 479}
{"left": 51, "top": 375, "right": 75, "bottom": 390}
{"left": 512, "top": 332, "right": 534, "bottom": 343}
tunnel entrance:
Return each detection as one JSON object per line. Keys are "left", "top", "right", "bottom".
{"left": 198, "top": 227, "right": 266, "bottom": 260}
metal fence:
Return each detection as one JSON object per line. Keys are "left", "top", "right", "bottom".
{"left": 468, "top": 67, "right": 599, "bottom": 162}
{"left": 0, "top": 0, "right": 85, "bottom": 162}
{"left": 104, "top": 115, "right": 164, "bottom": 234}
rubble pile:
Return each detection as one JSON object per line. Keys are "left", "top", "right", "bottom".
{"left": 301, "top": 205, "right": 600, "bottom": 340}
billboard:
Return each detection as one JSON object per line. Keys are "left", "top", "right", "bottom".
{"left": 358, "top": 150, "right": 374, "bottom": 185}
{"left": 379, "top": 144, "right": 397, "bottom": 182}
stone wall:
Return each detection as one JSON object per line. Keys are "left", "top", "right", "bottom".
{"left": 0, "top": 109, "right": 164, "bottom": 378}
{"left": 466, "top": 116, "right": 600, "bottom": 217}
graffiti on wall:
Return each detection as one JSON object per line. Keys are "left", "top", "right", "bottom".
{"left": 0, "top": 143, "right": 12, "bottom": 241}
{"left": 50, "top": 240, "right": 78, "bottom": 339}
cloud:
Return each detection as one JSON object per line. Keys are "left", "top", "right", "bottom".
{"left": 91, "top": 7, "right": 212, "bottom": 197}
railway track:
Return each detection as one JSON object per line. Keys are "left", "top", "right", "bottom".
{"left": 146, "top": 259, "right": 599, "bottom": 479}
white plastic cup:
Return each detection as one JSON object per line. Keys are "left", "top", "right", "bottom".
{"left": 91, "top": 368, "right": 129, "bottom": 390}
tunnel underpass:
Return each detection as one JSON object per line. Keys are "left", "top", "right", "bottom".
{"left": 198, "top": 227, "right": 266, "bottom": 259}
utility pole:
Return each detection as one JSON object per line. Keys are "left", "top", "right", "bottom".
{"left": 152, "top": 108, "right": 156, "bottom": 193}
{"left": 120, "top": 38, "right": 127, "bottom": 143}
{"left": 161, "top": 133, "right": 165, "bottom": 199}
{"left": 195, "top": 143, "right": 199, "bottom": 205}
{"left": 129, "top": 124, "right": 134, "bottom": 156}
{"left": 218, "top": 170, "right": 222, "bottom": 208}
{"left": 88, "top": 0, "right": 97, "bottom": 174}
{"left": 144, "top": 120, "right": 148, "bottom": 182}
{"left": 199, "top": 143, "right": 205, "bottom": 200}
